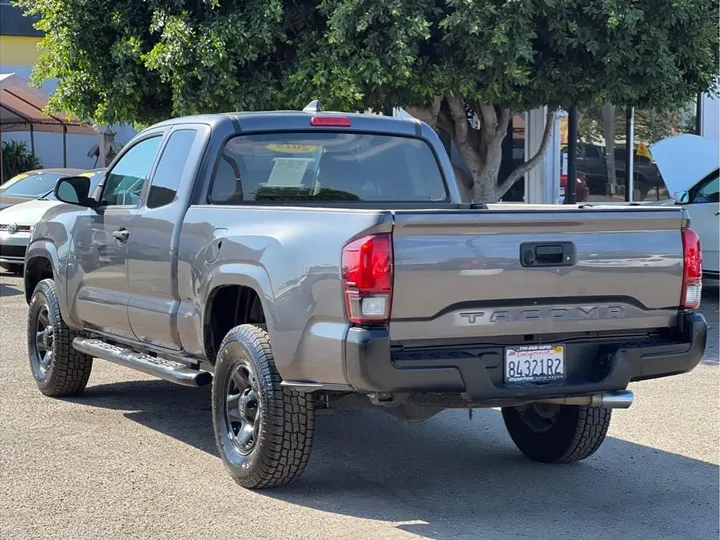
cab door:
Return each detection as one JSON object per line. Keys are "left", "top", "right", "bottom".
{"left": 69, "top": 133, "right": 164, "bottom": 339}
{"left": 126, "top": 126, "right": 208, "bottom": 350}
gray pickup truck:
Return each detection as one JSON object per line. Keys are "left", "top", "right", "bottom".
{"left": 24, "top": 107, "right": 707, "bottom": 489}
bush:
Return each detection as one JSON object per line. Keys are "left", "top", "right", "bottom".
{"left": 1, "top": 140, "right": 43, "bottom": 184}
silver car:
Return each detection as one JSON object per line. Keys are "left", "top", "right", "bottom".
{"left": 0, "top": 168, "right": 105, "bottom": 273}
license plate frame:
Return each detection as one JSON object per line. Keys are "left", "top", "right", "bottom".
{"left": 504, "top": 344, "right": 565, "bottom": 384}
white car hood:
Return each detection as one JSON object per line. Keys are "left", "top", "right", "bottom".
{"left": 650, "top": 134, "right": 719, "bottom": 196}
{"left": 0, "top": 198, "right": 62, "bottom": 227}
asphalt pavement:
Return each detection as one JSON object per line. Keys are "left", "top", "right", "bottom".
{"left": 1, "top": 272, "right": 717, "bottom": 540}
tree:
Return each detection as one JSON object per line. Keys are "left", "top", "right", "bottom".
{"left": 1, "top": 141, "right": 42, "bottom": 185}
{"left": 19, "top": 0, "right": 719, "bottom": 202}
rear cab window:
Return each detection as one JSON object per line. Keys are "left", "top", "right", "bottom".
{"left": 208, "top": 132, "right": 448, "bottom": 204}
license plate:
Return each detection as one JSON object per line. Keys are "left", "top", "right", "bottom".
{"left": 505, "top": 345, "right": 565, "bottom": 383}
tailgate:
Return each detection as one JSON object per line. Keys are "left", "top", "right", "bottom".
{"left": 389, "top": 207, "right": 685, "bottom": 343}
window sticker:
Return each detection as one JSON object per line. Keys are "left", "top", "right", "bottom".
{"left": 265, "top": 158, "right": 313, "bottom": 187}
{"left": 266, "top": 144, "right": 318, "bottom": 154}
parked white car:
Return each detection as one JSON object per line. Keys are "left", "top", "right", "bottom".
{"left": 651, "top": 134, "right": 719, "bottom": 281}
{"left": 0, "top": 168, "right": 105, "bottom": 273}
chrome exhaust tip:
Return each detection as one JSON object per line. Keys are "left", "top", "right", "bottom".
{"left": 596, "top": 390, "right": 634, "bottom": 409}
{"left": 536, "top": 390, "right": 634, "bottom": 409}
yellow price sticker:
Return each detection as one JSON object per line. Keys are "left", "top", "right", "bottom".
{"left": 9, "top": 173, "right": 29, "bottom": 181}
{"left": 79, "top": 172, "right": 96, "bottom": 178}
{"left": 267, "top": 143, "right": 318, "bottom": 154}
{"left": 636, "top": 141, "right": 652, "bottom": 159}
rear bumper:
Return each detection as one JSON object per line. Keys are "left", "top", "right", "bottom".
{"left": 344, "top": 312, "right": 707, "bottom": 403}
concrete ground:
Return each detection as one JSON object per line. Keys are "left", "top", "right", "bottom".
{"left": 0, "top": 272, "right": 717, "bottom": 540}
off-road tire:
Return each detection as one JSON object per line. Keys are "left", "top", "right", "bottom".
{"left": 27, "top": 279, "right": 93, "bottom": 397}
{"left": 212, "top": 324, "right": 314, "bottom": 489}
{"left": 502, "top": 403, "right": 611, "bottom": 464}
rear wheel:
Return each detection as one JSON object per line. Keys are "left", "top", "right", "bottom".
{"left": 27, "top": 279, "right": 93, "bottom": 397}
{"left": 502, "top": 403, "right": 611, "bottom": 463}
{"left": 211, "top": 324, "right": 314, "bottom": 489}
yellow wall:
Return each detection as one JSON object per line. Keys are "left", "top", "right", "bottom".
{"left": 0, "top": 36, "right": 41, "bottom": 66}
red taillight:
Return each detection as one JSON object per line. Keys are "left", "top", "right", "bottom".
{"left": 310, "top": 116, "right": 352, "bottom": 127}
{"left": 341, "top": 233, "right": 393, "bottom": 324}
{"left": 681, "top": 227, "right": 702, "bottom": 309}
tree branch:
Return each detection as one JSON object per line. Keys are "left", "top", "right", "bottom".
{"left": 437, "top": 100, "right": 454, "bottom": 134}
{"left": 447, "top": 94, "right": 482, "bottom": 175}
{"left": 404, "top": 97, "right": 442, "bottom": 129}
{"left": 497, "top": 108, "right": 512, "bottom": 137}
{"left": 447, "top": 95, "right": 470, "bottom": 145}
{"left": 497, "top": 109, "right": 557, "bottom": 199}
{"left": 476, "top": 101, "right": 498, "bottom": 137}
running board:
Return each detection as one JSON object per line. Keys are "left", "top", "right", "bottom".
{"left": 73, "top": 338, "right": 212, "bottom": 387}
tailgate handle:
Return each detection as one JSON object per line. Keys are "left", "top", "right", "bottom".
{"left": 520, "top": 242, "right": 575, "bottom": 267}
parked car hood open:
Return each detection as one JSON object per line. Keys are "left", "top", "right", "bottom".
{"left": 650, "top": 134, "right": 719, "bottom": 197}
{"left": 0, "top": 197, "right": 62, "bottom": 227}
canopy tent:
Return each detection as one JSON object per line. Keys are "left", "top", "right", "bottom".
{"left": 0, "top": 73, "right": 98, "bottom": 181}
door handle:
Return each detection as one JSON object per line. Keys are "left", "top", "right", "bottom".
{"left": 112, "top": 228, "right": 130, "bottom": 242}
{"left": 520, "top": 242, "right": 575, "bottom": 267}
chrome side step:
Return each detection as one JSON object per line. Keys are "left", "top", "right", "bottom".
{"left": 73, "top": 338, "right": 211, "bottom": 387}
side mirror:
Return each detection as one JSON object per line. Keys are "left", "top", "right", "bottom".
{"left": 54, "top": 176, "right": 97, "bottom": 208}
{"left": 672, "top": 191, "right": 689, "bottom": 204}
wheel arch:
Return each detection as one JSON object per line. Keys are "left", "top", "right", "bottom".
{"left": 201, "top": 264, "right": 279, "bottom": 363}
{"left": 24, "top": 241, "right": 61, "bottom": 302}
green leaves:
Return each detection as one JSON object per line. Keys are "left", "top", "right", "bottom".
{"left": 1, "top": 141, "right": 42, "bottom": 184}
{"left": 15, "top": 0, "right": 718, "bottom": 126}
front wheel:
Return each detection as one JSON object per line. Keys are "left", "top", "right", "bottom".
{"left": 502, "top": 403, "right": 611, "bottom": 463}
{"left": 27, "top": 279, "right": 93, "bottom": 397}
{"left": 211, "top": 324, "right": 314, "bottom": 489}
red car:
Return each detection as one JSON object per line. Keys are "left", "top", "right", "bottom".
{"left": 560, "top": 172, "right": 590, "bottom": 202}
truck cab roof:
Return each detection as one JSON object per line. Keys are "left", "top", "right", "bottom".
{"left": 142, "top": 110, "right": 424, "bottom": 138}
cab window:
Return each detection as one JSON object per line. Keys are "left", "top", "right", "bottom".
{"left": 100, "top": 136, "right": 162, "bottom": 206}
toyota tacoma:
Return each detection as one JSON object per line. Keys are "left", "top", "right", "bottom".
{"left": 24, "top": 107, "right": 707, "bottom": 489}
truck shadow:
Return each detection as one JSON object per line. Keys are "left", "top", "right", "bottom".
{"left": 75, "top": 379, "right": 719, "bottom": 540}
{"left": 0, "top": 281, "right": 23, "bottom": 297}
{"left": 701, "top": 288, "right": 719, "bottom": 364}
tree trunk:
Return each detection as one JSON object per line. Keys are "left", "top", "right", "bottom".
{"left": 402, "top": 99, "right": 555, "bottom": 204}
{"left": 465, "top": 139, "right": 503, "bottom": 203}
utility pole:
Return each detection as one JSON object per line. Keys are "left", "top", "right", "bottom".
{"left": 564, "top": 106, "right": 578, "bottom": 204}
{"left": 625, "top": 107, "right": 635, "bottom": 202}
{"left": 696, "top": 92, "right": 703, "bottom": 135}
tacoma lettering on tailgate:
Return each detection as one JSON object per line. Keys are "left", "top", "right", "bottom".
{"left": 456, "top": 306, "right": 625, "bottom": 325}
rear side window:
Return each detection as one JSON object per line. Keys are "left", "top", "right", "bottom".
{"left": 208, "top": 132, "right": 447, "bottom": 204}
{"left": 147, "top": 129, "right": 197, "bottom": 208}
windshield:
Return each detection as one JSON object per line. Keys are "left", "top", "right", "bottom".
{"left": 0, "top": 172, "right": 67, "bottom": 199}
{"left": 209, "top": 132, "right": 448, "bottom": 204}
